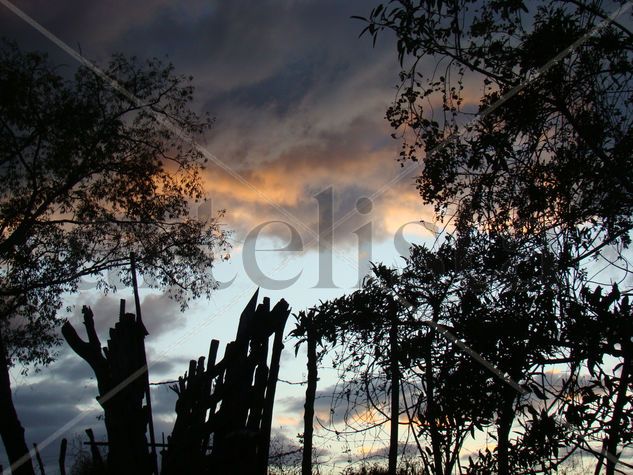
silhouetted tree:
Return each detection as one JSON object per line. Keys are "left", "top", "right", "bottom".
{"left": 305, "top": 237, "right": 531, "bottom": 473}
{"left": 559, "top": 285, "right": 633, "bottom": 475}
{"left": 306, "top": 229, "right": 599, "bottom": 472}
{"left": 291, "top": 309, "right": 321, "bottom": 475}
{"left": 359, "top": 0, "right": 633, "bottom": 248}
{"left": 353, "top": 1, "right": 633, "bottom": 472}
{"left": 0, "top": 40, "right": 229, "bottom": 474}
{"left": 448, "top": 233, "right": 568, "bottom": 473}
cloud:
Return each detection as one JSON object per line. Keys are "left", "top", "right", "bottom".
{"left": 199, "top": 147, "right": 435, "bottom": 251}
{"left": 66, "top": 292, "right": 186, "bottom": 340}
{"left": 2, "top": 0, "right": 434, "bottom": 250}
{"left": 139, "top": 293, "right": 187, "bottom": 336}
{"left": 279, "top": 378, "right": 390, "bottom": 430}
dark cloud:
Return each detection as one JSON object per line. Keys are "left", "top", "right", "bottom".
{"left": 67, "top": 291, "right": 186, "bottom": 340}
{"left": 139, "top": 293, "right": 187, "bottom": 336}
{"left": 4, "top": 365, "right": 105, "bottom": 470}
{"left": 1, "top": 0, "right": 429, "bottom": 249}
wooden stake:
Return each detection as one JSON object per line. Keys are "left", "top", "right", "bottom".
{"left": 388, "top": 305, "right": 399, "bottom": 475}
{"left": 32, "top": 443, "right": 45, "bottom": 475}
{"left": 130, "top": 252, "right": 158, "bottom": 475}
{"left": 58, "top": 438, "right": 67, "bottom": 475}
{"left": 85, "top": 429, "right": 104, "bottom": 469}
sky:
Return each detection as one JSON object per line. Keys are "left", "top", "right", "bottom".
{"left": 0, "top": 0, "right": 444, "bottom": 472}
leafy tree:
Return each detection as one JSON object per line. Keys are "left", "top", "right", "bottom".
{"left": 305, "top": 234, "right": 564, "bottom": 474}
{"left": 320, "top": 235, "right": 593, "bottom": 472}
{"left": 0, "top": 40, "right": 229, "bottom": 474}
{"left": 358, "top": 0, "right": 633, "bottom": 247}
{"left": 351, "top": 0, "right": 633, "bottom": 472}
{"left": 558, "top": 285, "right": 633, "bottom": 475}
{"left": 449, "top": 232, "right": 571, "bottom": 474}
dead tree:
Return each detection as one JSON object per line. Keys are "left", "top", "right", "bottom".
{"left": 161, "top": 290, "right": 290, "bottom": 475}
{"left": 62, "top": 302, "right": 152, "bottom": 474}
{"left": 0, "top": 324, "right": 35, "bottom": 475}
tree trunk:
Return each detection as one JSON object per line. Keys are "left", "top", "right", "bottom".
{"left": 0, "top": 326, "right": 35, "bottom": 475}
{"left": 302, "top": 320, "right": 318, "bottom": 475}
{"left": 496, "top": 388, "right": 515, "bottom": 475}
{"left": 424, "top": 336, "right": 443, "bottom": 475}
{"left": 388, "top": 311, "right": 399, "bottom": 475}
{"left": 605, "top": 347, "right": 631, "bottom": 475}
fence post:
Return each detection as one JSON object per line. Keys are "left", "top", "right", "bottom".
{"left": 85, "top": 429, "right": 104, "bottom": 470}
{"left": 58, "top": 438, "right": 67, "bottom": 475}
{"left": 388, "top": 304, "right": 399, "bottom": 475}
{"left": 32, "top": 443, "right": 45, "bottom": 475}
{"left": 302, "top": 313, "right": 318, "bottom": 475}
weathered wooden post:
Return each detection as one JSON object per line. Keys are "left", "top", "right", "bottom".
{"left": 58, "top": 438, "right": 67, "bottom": 475}
{"left": 161, "top": 340, "right": 219, "bottom": 474}
{"left": 32, "top": 443, "right": 45, "bottom": 475}
{"left": 85, "top": 428, "right": 104, "bottom": 471}
{"left": 63, "top": 302, "right": 152, "bottom": 475}
{"left": 258, "top": 297, "right": 289, "bottom": 475}
{"left": 162, "top": 290, "right": 290, "bottom": 475}
{"left": 130, "top": 253, "right": 158, "bottom": 475}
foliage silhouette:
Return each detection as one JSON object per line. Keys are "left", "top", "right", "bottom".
{"left": 341, "top": 0, "right": 633, "bottom": 472}
{"left": 305, "top": 233, "right": 577, "bottom": 473}
{"left": 0, "top": 40, "right": 229, "bottom": 474}
{"left": 358, "top": 0, "right": 633, "bottom": 249}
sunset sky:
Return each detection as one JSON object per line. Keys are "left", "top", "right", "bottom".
{"left": 0, "top": 0, "right": 451, "bottom": 470}
{"left": 5, "top": 1, "right": 633, "bottom": 472}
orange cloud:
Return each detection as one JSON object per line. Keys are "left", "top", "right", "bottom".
{"left": 198, "top": 137, "right": 437, "bottom": 248}
{"left": 275, "top": 415, "right": 301, "bottom": 427}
